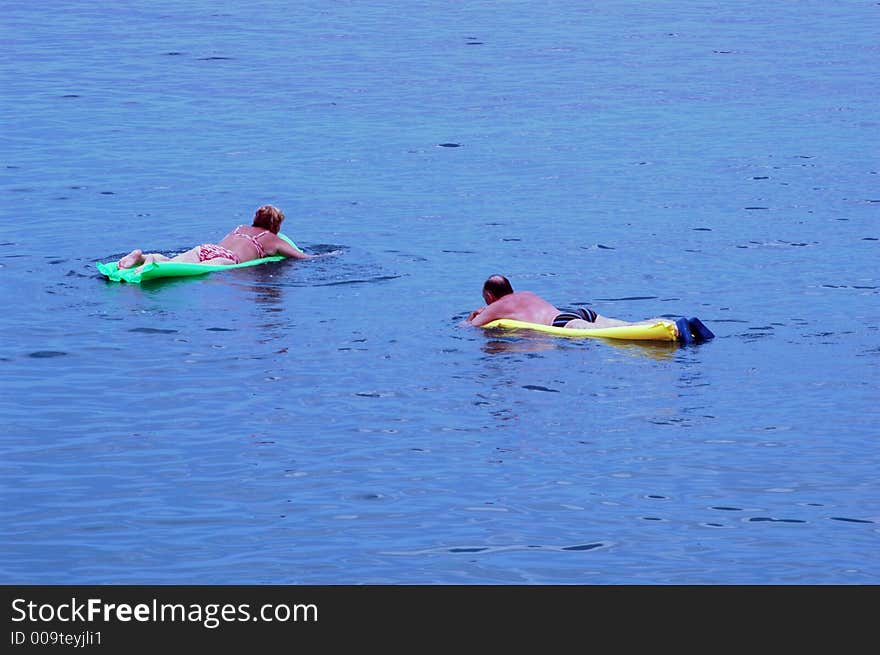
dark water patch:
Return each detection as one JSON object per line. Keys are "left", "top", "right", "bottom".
{"left": 358, "top": 493, "right": 385, "bottom": 501}
{"left": 748, "top": 517, "right": 807, "bottom": 523}
{"left": 438, "top": 143, "right": 461, "bottom": 147}
{"left": 501, "top": 238, "right": 521, "bottom": 242}
{"left": 752, "top": 176, "right": 769, "bottom": 180}
{"left": 647, "top": 495, "right": 668, "bottom": 499}
{"left": 595, "top": 243, "right": 615, "bottom": 249}
{"left": 207, "top": 327, "right": 235, "bottom": 332}
{"left": 61, "top": 94, "right": 80, "bottom": 98}
{"left": 307, "top": 243, "right": 343, "bottom": 254}
{"left": 649, "top": 418, "right": 692, "bottom": 426}
{"left": 692, "top": 227, "right": 712, "bottom": 231}
{"left": 562, "top": 543, "right": 603, "bottom": 552}
{"left": 862, "top": 237, "right": 878, "bottom": 241}
{"left": 642, "top": 517, "right": 664, "bottom": 521}
{"left": 466, "top": 41, "right": 483, "bottom": 45}
{"left": 28, "top": 351, "right": 68, "bottom": 358}
{"left": 737, "top": 240, "right": 819, "bottom": 248}
{"left": 48, "top": 259, "right": 66, "bottom": 265}
{"left": 594, "top": 296, "right": 658, "bottom": 302}
{"left": 384, "top": 250, "right": 427, "bottom": 262}
{"left": 100, "top": 191, "right": 115, "bottom": 195}
{"left": 128, "top": 327, "right": 178, "bottom": 334}
{"left": 9, "top": 188, "right": 35, "bottom": 193}
{"left": 313, "top": 274, "right": 401, "bottom": 287}
{"left": 711, "top": 506, "right": 742, "bottom": 511}
{"left": 55, "top": 196, "right": 70, "bottom": 200}
{"left": 745, "top": 206, "right": 769, "bottom": 210}
{"left": 830, "top": 517, "right": 873, "bottom": 524}
{"left": 198, "top": 56, "right": 234, "bottom": 61}
{"left": 522, "top": 385, "right": 559, "bottom": 393}
{"left": 163, "top": 51, "right": 185, "bottom": 56}
{"left": 449, "top": 547, "right": 486, "bottom": 553}
{"left": 442, "top": 249, "right": 476, "bottom": 254}
{"left": 704, "top": 523, "right": 726, "bottom": 528}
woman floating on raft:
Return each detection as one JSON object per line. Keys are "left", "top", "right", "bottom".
{"left": 464, "top": 275, "right": 715, "bottom": 344}
{"left": 117, "top": 204, "right": 316, "bottom": 274}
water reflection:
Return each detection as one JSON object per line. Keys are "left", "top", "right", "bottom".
{"left": 480, "top": 330, "right": 678, "bottom": 361}
{"left": 602, "top": 340, "right": 678, "bottom": 361}
{"left": 240, "top": 263, "right": 286, "bottom": 309}
{"left": 481, "top": 338, "right": 556, "bottom": 355}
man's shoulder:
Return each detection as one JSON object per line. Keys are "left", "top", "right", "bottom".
{"left": 508, "top": 290, "right": 549, "bottom": 304}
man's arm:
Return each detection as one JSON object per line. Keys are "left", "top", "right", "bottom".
{"left": 465, "top": 303, "right": 505, "bottom": 327}
{"left": 459, "top": 306, "right": 484, "bottom": 327}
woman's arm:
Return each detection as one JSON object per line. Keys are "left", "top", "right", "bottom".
{"left": 275, "top": 238, "right": 316, "bottom": 259}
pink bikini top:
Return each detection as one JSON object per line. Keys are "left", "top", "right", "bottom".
{"left": 232, "top": 225, "right": 270, "bottom": 258}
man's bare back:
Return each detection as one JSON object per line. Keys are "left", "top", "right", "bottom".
{"left": 466, "top": 291, "right": 559, "bottom": 327}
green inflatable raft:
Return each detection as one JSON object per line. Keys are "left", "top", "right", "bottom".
{"left": 96, "top": 234, "right": 302, "bottom": 284}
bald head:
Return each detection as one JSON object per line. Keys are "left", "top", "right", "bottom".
{"left": 482, "top": 275, "right": 513, "bottom": 304}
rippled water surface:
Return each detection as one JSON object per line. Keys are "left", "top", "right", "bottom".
{"left": 1, "top": 1, "right": 877, "bottom": 583}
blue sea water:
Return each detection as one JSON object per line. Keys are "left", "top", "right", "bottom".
{"left": 0, "top": 1, "right": 877, "bottom": 584}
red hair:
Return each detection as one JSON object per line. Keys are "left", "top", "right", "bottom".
{"left": 252, "top": 205, "right": 285, "bottom": 234}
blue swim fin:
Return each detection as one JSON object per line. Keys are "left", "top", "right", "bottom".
{"left": 688, "top": 317, "right": 715, "bottom": 342}
{"left": 675, "top": 318, "right": 694, "bottom": 345}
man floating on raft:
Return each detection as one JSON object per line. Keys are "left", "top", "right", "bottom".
{"left": 463, "top": 275, "right": 714, "bottom": 344}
